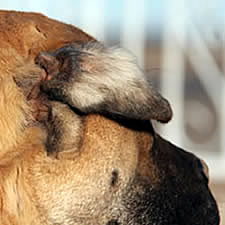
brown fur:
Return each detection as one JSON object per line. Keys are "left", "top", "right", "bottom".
{"left": 32, "top": 42, "right": 173, "bottom": 158}
{"left": 0, "top": 10, "right": 219, "bottom": 225}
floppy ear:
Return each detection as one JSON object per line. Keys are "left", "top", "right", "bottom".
{"left": 120, "top": 82, "right": 173, "bottom": 123}
{"left": 97, "top": 46, "right": 173, "bottom": 123}
{"left": 36, "top": 43, "right": 173, "bottom": 123}
{"left": 149, "top": 89, "right": 173, "bottom": 123}
{"left": 99, "top": 73, "right": 173, "bottom": 123}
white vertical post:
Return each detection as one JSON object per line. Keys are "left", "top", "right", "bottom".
{"left": 120, "top": 0, "right": 147, "bottom": 67}
{"left": 184, "top": 20, "right": 225, "bottom": 181}
{"left": 79, "top": 0, "right": 105, "bottom": 42}
{"left": 187, "top": 25, "right": 224, "bottom": 108}
{"left": 221, "top": 28, "right": 225, "bottom": 161}
{"left": 160, "top": 0, "right": 187, "bottom": 147}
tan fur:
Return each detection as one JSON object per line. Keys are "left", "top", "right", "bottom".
{"left": 0, "top": 10, "right": 219, "bottom": 225}
{"left": 45, "top": 101, "right": 83, "bottom": 159}
{"left": 0, "top": 116, "right": 150, "bottom": 225}
{"left": 0, "top": 10, "right": 154, "bottom": 224}
{"left": 0, "top": 10, "right": 93, "bottom": 158}
{"left": 32, "top": 42, "right": 172, "bottom": 159}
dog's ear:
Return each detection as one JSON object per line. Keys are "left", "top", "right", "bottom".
{"left": 103, "top": 75, "right": 173, "bottom": 123}
{"left": 150, "top": 89, "right": 173, "bottom": 123}
{"left": 36, "top": 44, "right": 173, "bottom": 123}
{"left": 82, "top": 46, "right": 173, "bottom": 123}
{"left": 122, "top": 82, "right": 173, "bottom": 123}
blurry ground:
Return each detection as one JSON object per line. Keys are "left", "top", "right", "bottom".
{"left": 210, "top": 183, "right": 225, "bottom": 225}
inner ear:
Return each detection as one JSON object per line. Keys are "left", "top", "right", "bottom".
{"left": 35, "top": 52, "right": 60, "bottom": 78}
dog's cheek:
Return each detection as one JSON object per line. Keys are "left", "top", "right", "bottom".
{"left": 120, "top": 176, "right": 178, "bottom": 225}
{"left": 120, "top": 174, "right": 219, "bottom": 225}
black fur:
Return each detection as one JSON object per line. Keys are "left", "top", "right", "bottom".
{"left": 110, "top": 169, "right": 119, "bottom": 187}
{"left": 121, "top": 135, "right": 220, "bottom": 225}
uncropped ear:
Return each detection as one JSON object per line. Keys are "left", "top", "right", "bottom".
{"left": 35, "top": 44, "right": 173, "bottom": 123}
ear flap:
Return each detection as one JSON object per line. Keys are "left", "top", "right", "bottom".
{"left": 35, "top": 45, "right": 173, "bottom": 123}
{"left": 139, "top": 86, "right": 173, "bottom": 123}
{"left": 94, "top": 46, "right": 173, "bottom": 123}
{"left": 91, "top": 46, "right": 173, "bottom": 123}
{"left": 102, "top": 79, "right": 173, "bottom": 123}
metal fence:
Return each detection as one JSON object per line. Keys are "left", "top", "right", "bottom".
{"left": 0, "top": 0, "right": 224, "bottom": 181}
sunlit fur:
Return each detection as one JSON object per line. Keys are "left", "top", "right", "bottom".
{"left": 0, "top": 11, "right": 219, "bottom": 225}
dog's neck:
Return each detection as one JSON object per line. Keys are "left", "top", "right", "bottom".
{"left": 0, "top": 161, "right": 40, "bottom": 224}
{"left": 0, "top": 78, "right": 29, "bottom": 157}
{"left": 0, "top": 128, "right": 47, "bottom": 225}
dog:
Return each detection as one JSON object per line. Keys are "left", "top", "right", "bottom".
{"left": 0, "top": 10, "right": 220, "bottom": 225}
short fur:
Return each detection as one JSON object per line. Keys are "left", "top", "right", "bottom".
{"left": 34, "top": 42, "right": 173, "bottom": 157}
{"left": 0, "top": 10, "right": 220, "bottom": 225}
{"left": 36, "top": 42, "right": 172, "bottom": 123}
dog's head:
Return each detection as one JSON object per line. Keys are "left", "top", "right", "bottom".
{"left": 0, "top": 11, "right": 220, "bottom": 225}
{"left": 33, "top": 41, "right": 219, "bottom": 225}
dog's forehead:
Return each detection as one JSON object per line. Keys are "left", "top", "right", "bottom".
{"left": 0, "top": 11, "right": 94, "bottom": 71}
{"left": 81, "top": 115, "right": 150, "bottom": 174}
{"left": 78, "top": 115, "right": 165, "bottom": 192}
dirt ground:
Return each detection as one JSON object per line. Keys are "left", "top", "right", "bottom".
{"left": 210, "top": 183, "right": 225, "bottom": 225}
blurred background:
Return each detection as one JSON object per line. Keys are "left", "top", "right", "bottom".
{"left": 0, "top": 0, "right": 224, "bottom": 223}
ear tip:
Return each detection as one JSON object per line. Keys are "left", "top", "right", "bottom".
{"left": 157, "top": 107, "right": 173, "bottom": 123}
{"left": 156, "top": 100, "right": 173, "bottom": 123}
